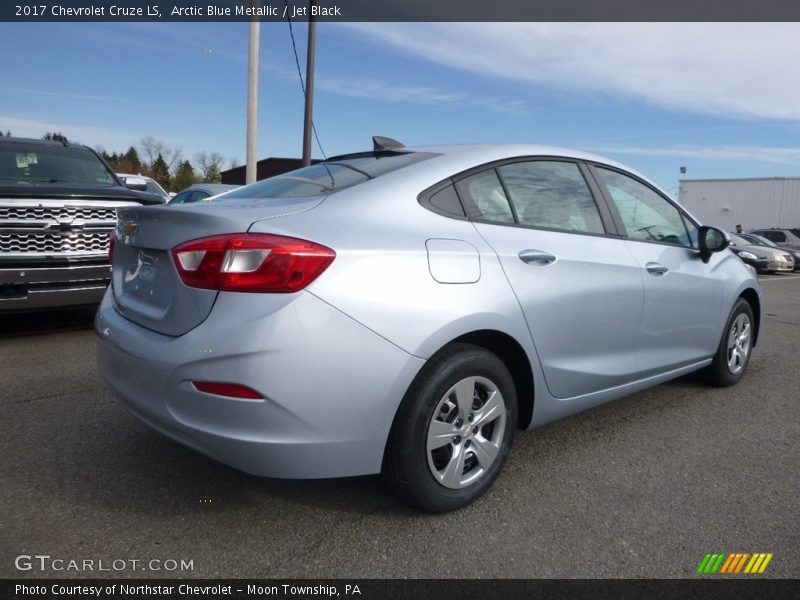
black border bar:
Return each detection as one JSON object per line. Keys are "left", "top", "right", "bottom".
{"left": 3, "top": 0, "right": 800, "bottom": 22}
{"left": 3, "top": 579, "right": 800, "bottom": 600}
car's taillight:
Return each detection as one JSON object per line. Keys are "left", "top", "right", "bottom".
{"left": 171, "top": 233, "right": 335, "bottom": 293}
{"left": 192, "top": 381, "right": 263, "bottom": 400}
{"left": 108, "top": 230, "right": 116, "bottom": 264}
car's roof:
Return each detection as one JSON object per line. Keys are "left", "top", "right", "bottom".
{"left": 0, "top": 136, "right": 90, "bottom": 150}
{"left": 180, "top": 183, "right": 240, "bottom": 194}
{"left": 400, "top": 143, "right": 658, "bottom": 188}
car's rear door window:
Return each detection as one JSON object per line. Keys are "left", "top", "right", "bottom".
{"left": 596, "top": 167, "right": 692, "bottom": 247}
{"left": 455, "top": 170, "right": 515, "bottom": 223}
{"left": 496, "top": 161, "right": 604, "bottom": 234}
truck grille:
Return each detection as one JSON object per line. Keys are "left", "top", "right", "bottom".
{"left": 0, "top": 206, "right": 117, "bottom": 222}
{"left": 0, "top": 201, "right": 132, "bottom": 258}
{"left": 1, "top": 232, "right": 110, "bottom": 254}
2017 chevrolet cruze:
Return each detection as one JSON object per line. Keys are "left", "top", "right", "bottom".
{"left": 96, "top": 139, "right": 762, "bottom": 512}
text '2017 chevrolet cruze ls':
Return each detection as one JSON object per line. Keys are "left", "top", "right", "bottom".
{"left": 96, "top": 139, "right": 762, "bottom": 512}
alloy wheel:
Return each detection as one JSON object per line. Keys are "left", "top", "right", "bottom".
{"left": 726, "top": 313, "right": 752, "bottom": 375}
{"left": 426, "top": 376, "right": 507, "bottom": 489}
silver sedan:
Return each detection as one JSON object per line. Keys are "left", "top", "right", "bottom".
{"left": 96, "top": 139, "right": 762, "bottom": 512}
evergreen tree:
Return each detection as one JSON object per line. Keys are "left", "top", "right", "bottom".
{"left": 124, "top": 146, "right": 141, "bottom": 170}
{"left": 43, "top": 132, "right": 69, "bottom": 143}
{"left": 150, "top": 152, "right": 171, "bottom": 190}
{"left": 172, "top": 160, "right": 197, "bottom": 191}
{"left": 203, "top": 164, "right": 221, "bottom": 184}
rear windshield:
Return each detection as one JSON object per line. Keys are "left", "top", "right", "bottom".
{"left": 216, "top": 151, "right": 437, "bottom": 200}
{"left": 0, "top": 142, "right": 117, "bottom": 188}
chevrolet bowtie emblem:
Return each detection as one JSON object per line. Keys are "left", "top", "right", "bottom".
{"left": 123, "top": 222, "right": 138, "bottom": 236}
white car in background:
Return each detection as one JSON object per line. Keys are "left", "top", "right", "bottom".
{"left": 117, "top": 173, "right": 170, "bottom": 201}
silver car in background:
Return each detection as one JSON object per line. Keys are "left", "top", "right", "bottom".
{"left": 738, "top": 232, "right": 800, "bottom": 271}
{"left": 729, "top": 233, "right": 795, "bottom": 273}
{"left": 96, "top": 139, "right": 762, "bottom": 512}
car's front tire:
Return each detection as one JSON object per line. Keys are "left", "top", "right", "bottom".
{"left": 383, "top": 343, "right": 517, "bottom": 513}
{"left": 703, "top": 298, "right": 755, "bottom": 387}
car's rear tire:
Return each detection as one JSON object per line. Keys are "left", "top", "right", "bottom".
{"left": 383, "top": 343, "right": 517, "bottom": 513}
{"left": 703, "top": 298, "right": 755, "bottom": 387}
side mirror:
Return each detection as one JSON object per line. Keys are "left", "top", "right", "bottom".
{"left": 121, "top": 175, "right": 148, "bottom": 192}
{"left": 698, "top": 226, "right": 730, "bottom": 263}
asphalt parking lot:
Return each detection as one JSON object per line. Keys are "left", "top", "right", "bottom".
{"left": 1, "top": 275, "right": 798, "bottom": 579}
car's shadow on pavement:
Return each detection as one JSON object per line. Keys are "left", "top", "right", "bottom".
{"left": 55, "top": 370, "right": 715, "bottom": 521}
{"left": 73, "top": 408, "right": 416, "bottom": 518}
{"left": 0, "top": 306, "right": 96, "bottom": 338}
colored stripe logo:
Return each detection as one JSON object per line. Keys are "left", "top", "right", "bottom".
{"left": 697, "top": 552, "right": 773, "bottom": 574}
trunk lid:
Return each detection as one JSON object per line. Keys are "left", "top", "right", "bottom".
{"left": 111, "top": 196, "right": 323, "bottom": 336}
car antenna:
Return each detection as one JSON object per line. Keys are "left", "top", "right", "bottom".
{"left": 372, "top": 136, "right": 405, "bottom": 152}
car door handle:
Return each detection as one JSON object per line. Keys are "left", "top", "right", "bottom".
{"left": 645, "top": 262, "right": 669, "bottom": 276}
{"left": 518, "top": 249, "right": 557, "bottom": 265}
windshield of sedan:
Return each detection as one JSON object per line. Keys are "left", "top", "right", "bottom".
{"left": 0, "top": 142, "right": 117, "bottom": 187}
{"left": 215, "top": 151, "right": 438, "bottom": 200}
{"left": 729, "top": 233, "right": 759, "bottom": 247}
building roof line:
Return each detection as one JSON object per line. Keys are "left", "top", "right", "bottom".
{"left": 680, "top": 176, "right": 800, "bottom": 183}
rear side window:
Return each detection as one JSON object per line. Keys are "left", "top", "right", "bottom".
{"left": 426, "top": 184, "right": 465, "bottom": 217}
{"left": 762, "top": 231, "right": 786, "bottom": 243}
{"left": 456, "top": 170, "right": 515, "bottom": 223}
{"left": 497, "top": 161, "right": 604, "bottom": 234}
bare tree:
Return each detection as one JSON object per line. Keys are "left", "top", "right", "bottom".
{"left": 164, "top": 146, "right": 183, "bottom": 172}
{"left": 139, "top": 135, "right": 182, "bottom": 171}
{"left": 228, "top": 157, "right": 241, "bottom": 170}
{"left": 194, "top": 151, "right": 225, "bottom": 182}
{"left": 139, "top": 135, "right": 164, "bottom": 167}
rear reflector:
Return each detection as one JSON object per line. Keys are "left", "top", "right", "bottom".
{"left": 193, "top": 381, "right": 264, "bottom": 400}
{"left": 172, "top": 233, "right": 335, "bottom": 293}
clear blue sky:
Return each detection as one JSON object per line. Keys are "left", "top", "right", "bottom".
{"left": 1, "top": 22, "right": 799, "bottom": 192}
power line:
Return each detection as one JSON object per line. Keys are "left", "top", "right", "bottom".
{"left": 285, "top": 2, "right": 327, "bottom": 160}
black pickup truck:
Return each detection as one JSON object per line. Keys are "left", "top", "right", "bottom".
{"left": 0, "top": 137, "right": 163, "bottom": 312}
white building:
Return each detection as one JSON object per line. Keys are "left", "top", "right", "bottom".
{"left": 678, "top": 177, "right": 800, "bottom": 231}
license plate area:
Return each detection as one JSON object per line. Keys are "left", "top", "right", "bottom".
{"left": 121, "top": 247, "right": 171, "bottom": 305}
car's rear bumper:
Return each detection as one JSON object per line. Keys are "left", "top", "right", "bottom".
{"left": 95, "top": 288, "right": 424, "bottom": 479}
{"left": 0, "top": 262, "right": 110, "bottom": 311}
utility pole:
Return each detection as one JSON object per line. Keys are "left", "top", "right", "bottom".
{"left": 301, "top": 0, "right": 317, "bottom": 166}
{"left": 246, "top": 2, "right": 260, "bottom": 184}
